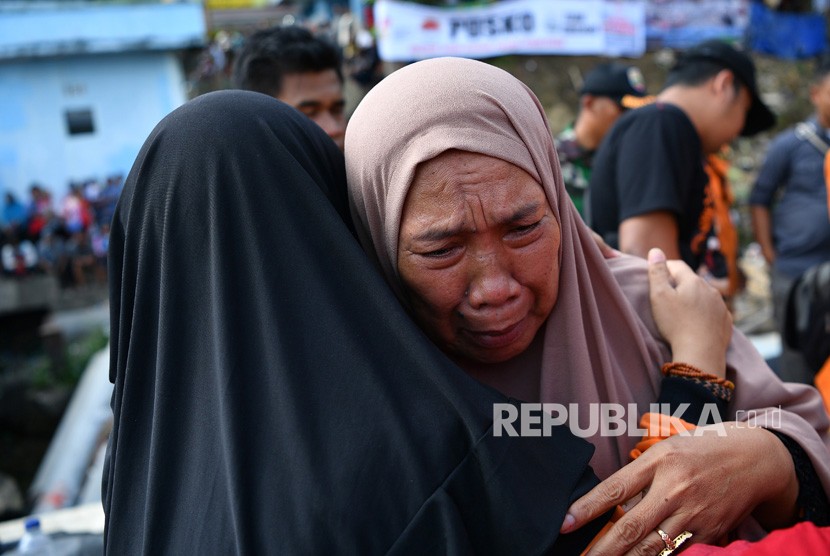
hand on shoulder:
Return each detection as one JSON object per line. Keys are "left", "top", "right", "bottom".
{"left": 647, "top": 248, "right": 732, "bottom": 377}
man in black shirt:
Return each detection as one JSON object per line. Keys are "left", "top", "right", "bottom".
{"left": 588, "top": 40, "right": 775, "bottom": 268}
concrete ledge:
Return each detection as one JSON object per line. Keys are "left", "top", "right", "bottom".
{"left": 0, "top": 502, "right": 103, "bottom": 544}
{"left": 0, "top": 275, "right": 58, "bottom": 315}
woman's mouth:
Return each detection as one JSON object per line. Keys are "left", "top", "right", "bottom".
{"left": 462, "top": 319, "right": 526, "bottom": 350}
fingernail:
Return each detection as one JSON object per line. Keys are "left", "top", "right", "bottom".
{"left": 560, "top": 513, "right": 575, "bottom": 533}
{"left": 647, "top": 248, "right": 665, "bottom": 264}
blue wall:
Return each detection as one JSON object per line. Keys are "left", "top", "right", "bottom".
{"left": 0, "top": 51, "right": 188, "bottom": 199}
{"left": 0, "top": 2, "right": 205, "bottom": 59}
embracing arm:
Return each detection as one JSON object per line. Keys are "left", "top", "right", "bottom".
{"left": 561, "top": 424, "right": 803, "bottom": 556}
{"left": 727, "top": 331, "right": 830, "bottom": 525}
{"left": 648, "top": 254, "right": 799, "bottom": 532}
{"left": 558, "top": 249, "right": 827, "bottom": 555}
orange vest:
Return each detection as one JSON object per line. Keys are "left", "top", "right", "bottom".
{"left": 819, "top": 151, "right": 830, "bottom": 414}
{"left": 825, "top": 149, "right": 830, "bottom": 218}
{"left": 691, "top": 154, "right": 740, "bottom": 296}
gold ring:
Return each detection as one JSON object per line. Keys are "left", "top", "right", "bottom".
{"left": 657, "top": 529, "right": 675, "bottom": 550}
{"left": 657, "top": 530, "right": 693, "bottom": 556}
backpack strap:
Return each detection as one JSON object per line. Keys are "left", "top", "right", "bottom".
{"left": 795, "top": 122, "right": 830, "bottom": 155}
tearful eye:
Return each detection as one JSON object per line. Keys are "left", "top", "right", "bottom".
{"left": 511, "top": 221, "right": 542, "bottom": 236}
{"left": 422, "top": 246, "right": 457, "bottom": 259}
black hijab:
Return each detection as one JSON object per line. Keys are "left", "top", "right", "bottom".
{"left": 103, "top": 90, "right": 606, "bottom": 554}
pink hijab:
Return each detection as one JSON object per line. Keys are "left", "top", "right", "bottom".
{"left": 345, "top": 57, "right": 830, "bottom": 492}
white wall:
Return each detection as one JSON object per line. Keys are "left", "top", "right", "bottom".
{"left": 0, "top": 51, "right": 188, "bottom": 200}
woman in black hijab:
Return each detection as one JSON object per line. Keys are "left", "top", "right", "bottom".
{"left": 103, "top": 90, "right": 607, "bottom": 554}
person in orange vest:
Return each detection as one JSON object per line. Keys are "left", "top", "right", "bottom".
{"left": 588, "top": 40, "right": 775, "bottom": 279}
{"left": 813, "top": 150, "right": 830, "bottom": 415}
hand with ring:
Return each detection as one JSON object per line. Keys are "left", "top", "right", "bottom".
{"left": 656, "top": 529, "right": 692, "bottom": 555}
{"left": 559, "top": 422, "right": 800, "bottom": 555}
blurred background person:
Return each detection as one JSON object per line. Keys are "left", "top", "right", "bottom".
{"left": 555, "top": 62, "right": 649, "bottom": 216}
{"left": 232, "top": 25, "right": 346, "bottom": 150}
{"left": 750, "top": 57, "right": 830, "bottom": 384}
{"left": 588, "top": 40, "right": 775, "bottom": 271}
{"left": 2, "top": 192, "right": 27, "bottom": 238}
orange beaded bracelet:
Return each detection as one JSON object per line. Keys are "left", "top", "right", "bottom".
{"left": 661, "top": 362, "right": 735, "bottom": 402}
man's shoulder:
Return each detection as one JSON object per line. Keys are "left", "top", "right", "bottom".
{"left": 607, "top": 102, "right": 696, "bottom": 144}
{"left": 554, "top": 125, "right": 576, "bottom": 143}
{"left": 770, "top": 125, "right": 802, "bottom": 148}
{"left": 596, "top": 107, "right": 695, "bottom": 175}
{"left": 621, "top": 102, "right": 689, "bottom": 124}
{"left": 554, "top": 126, "right": 575, "bottom": 149}
{"left": 766, "top": 118, "right": 825, "bottom": 153}
{"left": 555, "top": 126, "right": 589, "bottom": 163}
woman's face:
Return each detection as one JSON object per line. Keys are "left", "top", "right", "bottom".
{"left": 397, "top": 150, "right": 561, "bottom": 365}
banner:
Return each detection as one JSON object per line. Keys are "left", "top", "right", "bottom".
{"left": 206, "top": 0, "right": 269, "bottom": 8}
{"left": 374, "top": 0, "right": 645, "bottom": 62}
{"left": 645, "top": 0, "right": 749, "bottom": 49}
{"left": 747, "top": 2, "right": 827, "bottom": 59}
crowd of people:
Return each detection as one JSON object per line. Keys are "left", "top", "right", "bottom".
{"left": 0, "top": 176, "right": 121, "bottom": 288}
{"left": 98, "top": 20, "right": 830, "bottom": 556}
{"left": 551, "top": 43, "right": 830, "bottom": 389}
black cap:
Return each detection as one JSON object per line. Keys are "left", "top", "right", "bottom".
{"left": 675, "top": 39, "right": 776, "bottom": 136}
{"left": 580, "top": 63, "right": 647, "bottom": 109}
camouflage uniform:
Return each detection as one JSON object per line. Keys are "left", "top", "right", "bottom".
{"left": 554, "top": 124, "right": 594, "bottom": 217}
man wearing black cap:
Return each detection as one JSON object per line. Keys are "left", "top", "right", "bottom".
{"left": 588, "top": 40, "right": 775, "bottom": 269}
{"left": 555, "top": 62, "right": 649, "bottom": 216}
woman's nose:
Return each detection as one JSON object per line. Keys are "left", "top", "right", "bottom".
{"left": 466, "top": 254, "right": 520, "bottom": 309}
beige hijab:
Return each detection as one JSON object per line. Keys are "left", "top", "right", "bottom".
{"left": 345, "top": 57, "right": 830, "bottom": 493}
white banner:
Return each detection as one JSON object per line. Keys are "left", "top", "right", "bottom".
{"left": 375, "top": 0, "right": 645, "bottom": 62}
{"left": 646, "top": 0, "right": 749, "bottom": 48}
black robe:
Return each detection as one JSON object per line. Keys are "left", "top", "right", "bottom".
{"left": 103, "top": 90, "right": 607, "bottom": 554}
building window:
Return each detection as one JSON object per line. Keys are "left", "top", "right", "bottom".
{"left": 65, "top": 109, "right": 95, "bottom": 135}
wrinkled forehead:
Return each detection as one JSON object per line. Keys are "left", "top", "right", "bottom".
{"left": 406, "top": 150, "right": 550, "bottom": 223}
